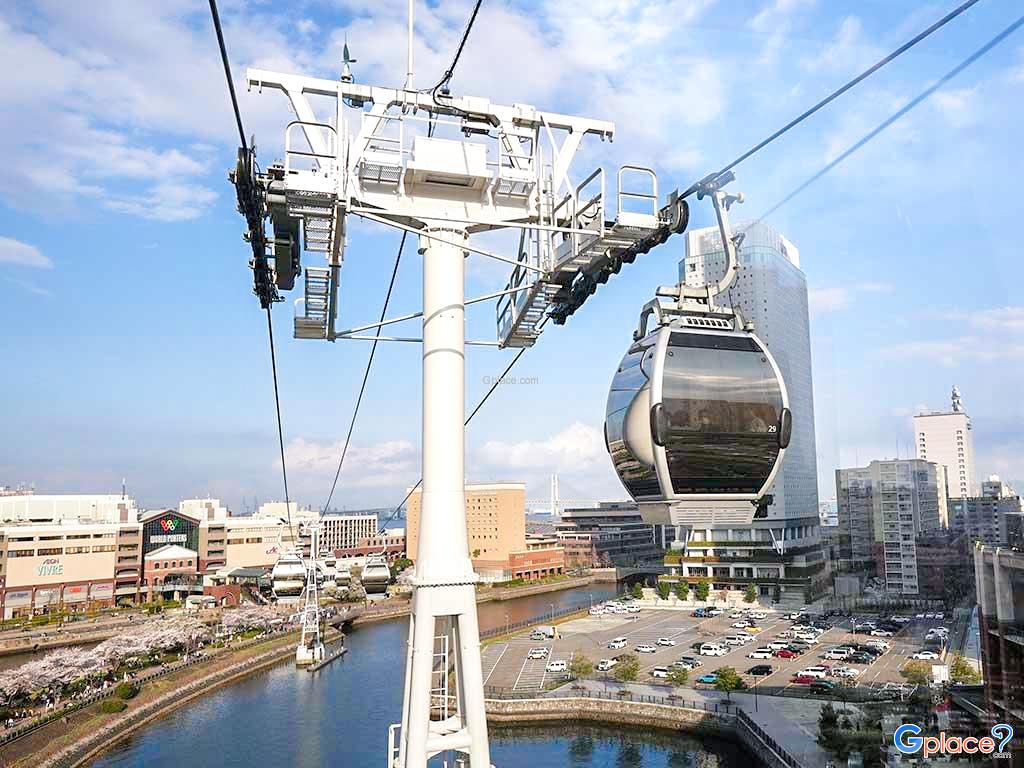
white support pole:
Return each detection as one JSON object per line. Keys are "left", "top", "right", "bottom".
{"left": 405, "top": 0, "right": 414, "bottom": 90}
{"left": 397, "top": 227, "right": 491, "bottom": 768}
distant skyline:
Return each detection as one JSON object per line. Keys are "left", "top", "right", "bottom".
{"left": 2, "top": 1, "right": 1022, "bottom": 511}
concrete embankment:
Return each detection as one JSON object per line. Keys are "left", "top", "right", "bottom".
{"left": 485, "top": 697, "right": 806, "bottom": 768}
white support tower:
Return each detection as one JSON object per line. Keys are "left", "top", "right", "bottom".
{"left": 239, "top": 15, "right": 681, "bottom": 766}
{"left": 296, "top": 523, "right": 325, "bottom": 666}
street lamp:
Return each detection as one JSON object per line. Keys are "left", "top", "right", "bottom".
{"left": 550, "top": 603, "right": 554, "bottom": 622}
{"left": 505, "top": 613, "right": 509, "bottom": 637}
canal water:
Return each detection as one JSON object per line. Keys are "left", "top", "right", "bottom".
{"left": 91, "top": 585, "right": 751, "bottom": 767}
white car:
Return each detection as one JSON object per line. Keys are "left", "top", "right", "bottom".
{"left": 546, "top": 660, "right": 568, "bottom": 673}
{"left": 706, "top": 608, "right": 725, "bottom": 617}
{"left": 925, "top": 613, "right": 938, "bottom": 620}
{"left": 866, "top": 640, "right": 890, "bottom": 650}
{"left": 748, "top": 648, "right": 774, "bottom": 659}
{"left": 798, "top": 666, "right": 829, "bottom": 679}
{"left": 650, "top": 666, "right": 670, "bottom": 679}
{"left": 636, "top": 644, "right": 658, "bottom": 654}
{"left": 724, "top": 635, "right": 750, "bottom": 646}
{"left": 870, "top": 629, "right": 893, "bottom": 637}
{"left": 626, "top": 604, "right": 641, "bottom": 613}
{"left": 596, "top": 658, "right": 618, "bottom": 672}
{"left": 657, "top": 637, "right": 677, "bottom": 647}
{"left": 795, "top": 633, "right": 820, "bottom": 644}
{"left": 749, "top": 611, "right": 768, "bottom": 620}
{"left": 607, "top": 637, "right": 627, "bottom": 650}
{"left": 699, "top": 643, "right": 728, "bottom": 657}
{"left": 588, "top": 607, "right": 605, "bottom": 616}
{"left": 730, "top": 611, "right": 749, "bottom": 619}
{"left": 832, "top": 667, "right": 860, "bottom": 679}
{"left": 915, "top": 613, "right": 926, "bottom": 620}
{"left": 935, "top": 612, "right": 945, "bottom": 620}
{"left": 731, "top": 620, "right": 751, "bottom": 628}
{"left": 527, "top": 648, "right": 550, "bottom": 660}
{"left": 824, "top": 649, "right": 851, "bottom": 660}
{"left": 912, "top": 650, "right": 940, "bottom": 660}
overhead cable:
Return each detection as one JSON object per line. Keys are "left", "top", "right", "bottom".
{"left": 320, "top": 233, "right": 408, "bottom": 519}
{"left": 679, "top": 0, "right": 984, "bottom": 198}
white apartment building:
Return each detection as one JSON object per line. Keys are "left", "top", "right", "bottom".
{"left": 678, "top": 221, "right": 824, "bottom": 600}
{"left": 835, "top": 459, "right": 944, "bottom": 596}
{"left": 179, "top": 498, "right": 229, "bottom": 521}
{"left": 0, "top": 494, "right": 139, "bottom": 524}
{"left": 914, "top": 387, "right": 977, "bottom": 498}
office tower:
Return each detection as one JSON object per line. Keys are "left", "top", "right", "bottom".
{"left": 674, "top": 222, "right": 823, "bottom": 603}
{"left": 914, "top": 386, "right": 977, "bottom": 498}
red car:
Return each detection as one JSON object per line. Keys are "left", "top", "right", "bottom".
{"left": 775, "top": 649, "right": 797, "bottom": 659}
{"left": 791, "top": 674, "right": 816, "bottom": 685}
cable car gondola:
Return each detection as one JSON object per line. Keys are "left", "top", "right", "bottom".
{"left": 604, "top": 175, "right": 791, "bottom": 527}
{"left": 271, "top": 550, "right": 306, "bottom": 601}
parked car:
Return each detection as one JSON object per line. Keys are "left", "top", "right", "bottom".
{"left": 692, "top": 609, "right": 708, "bottom": 618}
{"left": 848, "top": 652, "right": 874, "bottom": 664}
{"left": 651, "top": 666, "right": 670, "bottom": 679}
{"left": 810, "top": 680, "right": 837, "bottom": 694}
{"left": 912, "top": 650, "right": 940, "bottom": 660}
{"left": 824, "top": 649, "right": 851, "bottom": 660}
{"left": 657, "top": 637, "right": 677, "bottom": 647}
{"left": 546, "top": 660, "right": 568, "bottom": 673}
{"left": 866, "top": 640, "right": 890, "bottom": 651}
{"left": 785, "top": 645, "right": 807, "bottom": 655}
{"left": 745, "top": 626, "right": 764, "bottom": 634}
{"left": 697, "top": 673, "right": 719, "bottom": 685}
{"left": 774, "top": 649, "right": 797, "bottom": 659}
{"left": 699, "top": 643, "right": 728, "bottom": 657}
{"left": 748, "top": 648, "right": 774, "bottom": 659}
{"left": 748, "top": 664, "right": 773, "bottom": 676}
{"left": 596, "top": 658, "right": 618, "bottom": 672}
{"left": 626, "top": 604, "right": 641, "bottom": 613}
{"left": 529, "top": 630, "right": 548, "bottom": 641}
{"left": 676, "top": 656, "right": 702, "bottom": 669}
{"left": 636, "top": 644, "right": 658, "bottom": 654}
{"left": 766, "top": 641, "right": 788, "bottom": 651}
{"left": 791, "top": 674, "right": 816, "bottom": 685}
{"left": 607, "top": 637, "right": 627, "bottom": 650}
{"left": 832, "top": 667, "right": 860, "bottom": 679}
{"left": 528, "top": 648, "right": 550, "bottom": 660}
{"left": 706, "top": 608, "right": 725, "bottom": 617}
{"left": 870, "top": 629, "right": 893, "bottom": 637}
{"left": 798, "top": 666, "right": 829, "bottom": 679}
{"left": 588, "top": 607, "right": 605, "bottom": 616}
{"left": 724, "top": 635, "right": 751, "bottom": 646}
{"left": 730, "top": 611, "right": 750, "bottom": 619}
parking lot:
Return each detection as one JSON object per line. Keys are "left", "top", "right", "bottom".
{"left": 482, "top": 601, "right": 953, "bottom": 698}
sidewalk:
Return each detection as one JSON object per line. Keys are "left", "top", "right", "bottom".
{"left": 557, "top": 679, "right": 835, "bottom": 767}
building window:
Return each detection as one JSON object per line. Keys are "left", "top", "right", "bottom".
{"left": 37, "top": 548, "right": 63, "bottom": 556}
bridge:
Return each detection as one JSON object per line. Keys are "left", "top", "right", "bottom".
{"left": 614, "top": 564, "right": 669, "bottom": 581}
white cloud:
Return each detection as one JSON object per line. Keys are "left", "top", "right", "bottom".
{"left": 881, "top": 337, "right": 1024, "bottom": 367}
{"left": 283, "top": 437, "right": 418, "bottom": 489}
{"left": 102, "top": 182, "right": 218, "bottom": 223}
{"left": 5, "top": 276, "right": 52, "bottom": 297}
{"left": 478, "top": 422, "right": 605, "bottom": 471}
{"left": 966, "top": 306, "right": 1024, "bottom": 333}
{"left": 808, "top": 286, "right": 849, "bottom": 316}
{"left": 808, "top": 282, "right": 892, "bottom": 317}
{"left": 0, "top": 236, "right": 53, "bottom": 268}
{"left": 750, "top": 0, "right": 816, "bottom": 33}
{"left": 931, "top": 87, "right": 978, "bottom": 128}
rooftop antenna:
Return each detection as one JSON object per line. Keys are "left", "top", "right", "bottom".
{"left": 341, "top": 39, "right": 356, "bottom": 84}
{"left": 952, "top": 385, "right": 963, "bottom": 413}
{"left": 404, "top": 0, "right": 414, "bottom": 90}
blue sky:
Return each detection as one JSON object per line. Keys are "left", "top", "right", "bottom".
{"left": 1, "top": 0, "right": 1022, "bottom": 512}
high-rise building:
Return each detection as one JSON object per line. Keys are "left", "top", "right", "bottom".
{"left": 914, "top": 386, "right": 977, "bottom": 498}
{"left": 949, "top": 477, "right": 1024, "bottom": 547}
{"left": 406, "top": 482, "right": 564, "bottom": 582}
{"left": 0, "top": 494, "right": 139, "bottom": 524}
{"left": 835, "top": 459, "right": 945, "bottom": 595}
{"left": 677, "top": 221, "right": 824, "bottom": 601}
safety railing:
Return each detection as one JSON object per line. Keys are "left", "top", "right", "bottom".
{"left": 482, "top": 684, "right": 736, "bottom": 715}
{"left": 616, "top": 165, "right": 658, "bottom": 220}
{"left": 735, "top": 708, "right": 805, "bottom": 768}
{"left": 284, "top": 120, "right": 337, "bottom": 177}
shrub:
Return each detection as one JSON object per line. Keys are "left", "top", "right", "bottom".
{"left": 657, "top": 581, "right": 671, "bottom": 600}
{"left": 613, "top": 654, "right": 639, "bottom": 683}
{"left": 744, "top": 584, "right": 758, "bottom": 603}
{"left": 115, "top": 682, "right": 139, "bottom": 700}
{"left": 100, "top": 699, "right": 127, "bottom": 714}
{"left": 631, "top": 583, "right": 644, "bottom": 600}
{"left": 674, "top": 581, "right": 689, "bottom": 601}
{"left": 694, "top": 582, "right": 710, "bottom": 602}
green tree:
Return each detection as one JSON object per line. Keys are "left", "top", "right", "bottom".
{"left": 613, "top": 654, "right": 639, "bottom": 683}
{"left": 631, "top": 583, "right": 644, "bottom": 600}
{"left": 901, "top": 660, "right": 932, "bottom": 687}
{"left": 674, "top": 581, "right": 689, "bottom": 601}
{"left": 666, "top": 666, "right": 689, "bottom": 691}
{"left": 694, "top": 582, "right": 710, "bottom": 602}
{"left": 569, "top": 654, "right": 594, "bottom": 680}
{"left": 949, "top": 653, "right": 982, "bottom": 684}
{"left": 657, "top": 581, "right": 671, "bottom": 601}
{"left": 714, "top": 666, "right": 744, "bottom": 701}
{"left": 744, "top": 584, "right": 758, "bottom": 604}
